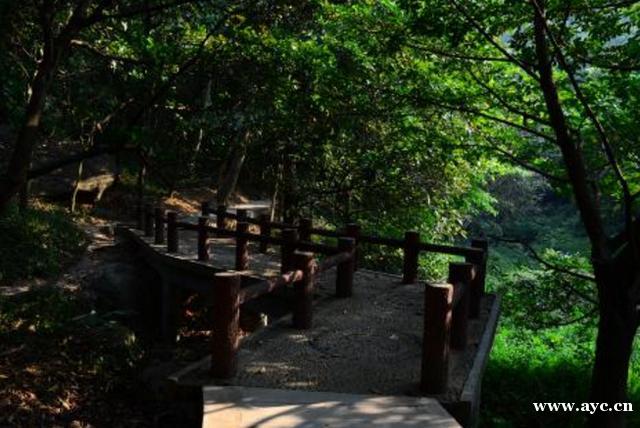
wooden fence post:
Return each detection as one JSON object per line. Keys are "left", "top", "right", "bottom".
{"left": 345, "top": 223, "right": 361, "bottom": 270}
{"left": 154, "top": 207, "right": 165, "bottom": 245}
{"left": 211, "top": 272, "right": 240, "bottom": 379}
{"left": 236, "top": 208, "right": 247, "bottom": 223}
{"left": 281, "top": 228, "right": 298, "bottom": 273}
{"left": 292, "top": 251, "right": 315, "bottom": 329}
{"left": 259, "top": 214, "right": 271, "bottom": 253}
{"left": 201, "top": 201, "right": 210, "bottom": 217}
{"left": 336, "top": 237, "right": 356, "bottom": 297}
{"left": 298, "top": 217, "right": 312, "bottom": 242}
{"left": 465, "top": 239, "right": 489, "bottom": 318}
{"left": 216, "top": 204, "right": 227, "bottom": 234}
{"left": 421, "top": 282, "right": 453, "bottom": 394}
{"left": 402, "top": 231, "right": 420, "bottom": 284}
{"left": 449, "top": 262, "right": 473, "bottom": 351}
{"left": 235, "top": 221, "right": 249, "bottom": 271}
{"left": 144, "top": 203, "right": 154, "bottom": 237}
{"left": 136, "top": 200, "right": 144, "bottom": 230}
{"left": 198, "top": 216, "right": 209, "bottom": 261}
{"left": 167, "top": 211, "right": 178, "bottom": 253}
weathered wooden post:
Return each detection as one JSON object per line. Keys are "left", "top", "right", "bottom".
{"left": 137, "top": 205, "right": 144, "bottom": 230}
{"left": 402, "top": 231, "right": 420, "bottom": 284}
{"left": 201, "top": 201, "right": 210, "bottom": 217}
{"left": 259, "top": 214, "right": 271, "bottom": 253}
{"left": 421, "top": 282, "right": 453, "bottom": 394}
{"left": 198, "top": 216, "right": 209, "bottom": 261}
{"left": 281, "top": 228, "right": 298, "bottom": 273}
{"left": 167, "top": 211, "right": 178, "bottom": 253}
{"left": 216, "top": 204, "right": 227, "bottom": 234}
{"left": 236, "top": 208, "right": 247, "bottom": 223}
{"left": 449, "top": 262, "right": 473, "bottom": 350}
{"left": 144, "top": 203, "right": 154, "bottom": 237}
{"left": 298, "top": 217, "right": 312, "bottom": 242}
{"left": 465, "top": 238, "right": 489, "bottom": 318}
{"left": 154, "top": 207, "right": 165, "bottom": 245}
{"left": 345, "top": 223, "right": 361, "bottom": 270}
{"left": 336, "top": 237, "right": 356, "bottom": 297}
{"left": 292, "top": 251, "right": 315, "bottom": 329}
{"left": 211, "top": 272, "right": 241, "bottom": 379}
{"left": 235, "top": 221, "right": 249, "bottom": 271}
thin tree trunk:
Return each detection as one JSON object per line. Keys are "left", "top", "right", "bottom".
{"left": 269, "top": 165, "right": 281, "bottom": 221}
{"left": 216, "top": 131, "right": 249, "bottom": 205}
{"left": 190, "top": 77, "right": 212, "bottom": 173}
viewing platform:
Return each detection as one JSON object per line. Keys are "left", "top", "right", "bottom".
{"left": 119, "top": 203, "right": 501, "bottom": 427}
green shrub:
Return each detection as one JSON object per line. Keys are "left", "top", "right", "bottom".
{"left": 0, "top": 204, "right": 85, "bottom": 283}
{"left": 482, "top": 325, "right": 640, "bottom": 427}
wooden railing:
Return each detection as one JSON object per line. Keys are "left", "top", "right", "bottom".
{"left": 135, "top": 203, "right": 488, "bottom": 392}
{"left": 136, "top": 203, "right": 356, "bottom": 378}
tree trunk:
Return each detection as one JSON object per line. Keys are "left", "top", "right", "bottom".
{"left": 532, "top": 5, "right": 639, "bottom": 426}
{"left": 0, "top": 56, "right": 56, "bottom": 213}
{"left": 216, "top": 131, "right": 249, "bottom": 205}
{"left": 588, "top": 258, "right": 639, "bottom": 428}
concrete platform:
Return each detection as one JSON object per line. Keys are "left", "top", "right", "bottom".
{"left": 203, "top": 386, "right": 460, "bottom": 427}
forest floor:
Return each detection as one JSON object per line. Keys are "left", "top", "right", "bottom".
{"left": 0, "top": 213, "right": 206, "bottom": 427}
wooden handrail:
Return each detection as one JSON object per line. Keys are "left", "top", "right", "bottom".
{"left": 133, "top": 204, "right": 489, "bottom": 397}
{"left": 238, "top": 269, "right": 303, "bottom": 304}
{"left": 203, "top": 203, "right": 485, "bottom": 260}
{"left": 318, "top": 250, "right": 353, "bottom": 273}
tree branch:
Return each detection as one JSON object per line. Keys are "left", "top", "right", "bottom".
{"left": 407, "top": 42, "right": 516, "bottom": 64}
{"left": 467, "top": 67, "right": 551, "bottom": 126}
{"left": 421, "top": 98, "right": 556, "bottom": 142}
{"left": 450, "top": 0, "right": 540, "bottom": 82}
{"left": 530, "top": 0, "right": 637, "bottom": 262}
{"left": 80, "top": 0, "right": 211, "bottom": 27}
{"left": 494, "top": 236, "right": 596, "bottom": 283}
{"left": 70, "top": 39, "right": 149, "bottom": 65}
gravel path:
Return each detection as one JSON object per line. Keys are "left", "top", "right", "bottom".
{"left": 183, "top": 269, "right": 493, "bottom": 402}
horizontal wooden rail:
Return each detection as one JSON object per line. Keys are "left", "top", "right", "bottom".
{"left": 420, "top": 242, "right": 484, "bottom": 258}
{"left": 201, "top": 203, "right": 485, "bottom": 260}
{"left": 296, "top": 240, "right": 340, "bottom": 255}
{"left": 238, "top": 269, "right": 304, "bottom": 304}
{"left": 309, "top": 227, "right": 344, "bottom": 238}
{"left": 318, "top": 250, "right": 353, "bottom": 273}
{"left": 358, "top": 234, "right": 404, "bottom": 247}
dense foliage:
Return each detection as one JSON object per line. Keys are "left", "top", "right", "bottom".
{"left": 1, "top": 0, "right": 640, "bottom": 426}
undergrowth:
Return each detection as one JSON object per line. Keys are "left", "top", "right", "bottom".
{"left": 479, "top": 183, "right": 640, "bottom": 427}
{"left": 0, "top": 287, "right": 147, "bottom": 426}
{"left": 0, "top": 203, "right": 85, "bottom": 283}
